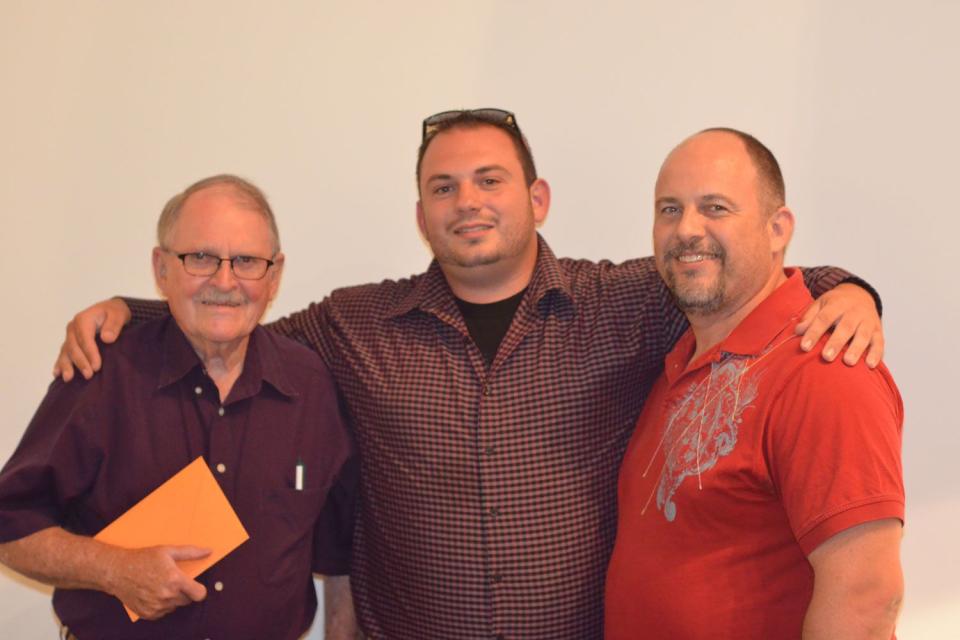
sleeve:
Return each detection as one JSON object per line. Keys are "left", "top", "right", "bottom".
{"left": 799, "top": 266, "right": 883, "bottom": 315}
{"left": 266, "top": 300, "right": 337, "bottom": 365}
{"left": 311, "top": 455, "right": 358, "bottom": 575}
{"left": 765, "top": 358, "right": 904, "bottom": 556}
{"left": 123, "top": 297, "right": 169, "bottom": 324}
{"left": 605, "top": 256, "right": 690, "bottom": 369}
{"left": 0, "top": 378, "right": 104, "bottom": 542}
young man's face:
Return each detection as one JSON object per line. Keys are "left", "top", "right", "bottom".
{"left": 416, "top": 125, "right": 548, "bottom": 283}
{"left": 653, "top": 131, "right": 791, "bottom": 318}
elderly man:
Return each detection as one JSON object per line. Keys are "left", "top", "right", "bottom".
{"left": 53, "top": 111, "right": 883, "bottom": 639}
{"left": 0, "top": 175, "right": 354, "bottom": 640}
{"left": 605, "top": 129, "right": 904, "bottom": 639}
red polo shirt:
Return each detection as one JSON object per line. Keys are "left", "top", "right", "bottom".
{"left": 605, "top": 270, "right": 904, "bottom": 639}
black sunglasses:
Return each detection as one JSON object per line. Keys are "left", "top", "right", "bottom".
{"left": 422, "top": 108, "right": 522, "bottom": 141}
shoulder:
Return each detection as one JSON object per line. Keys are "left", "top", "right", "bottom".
{"left": 553, "top": 254, "right": 670, "bottom": 312}
{"left": 775, "top": 335, "right": 900, "bottom": 410}
{"left": 323, "top": 272, "right": 426, "bottom": 312}
{"left": 256, "top": 326, "right": 335, "bottom": 382}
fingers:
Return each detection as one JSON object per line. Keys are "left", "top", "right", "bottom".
{"left": 53, "top": 345, "right": 75, "bottom": 382}
{"left": 794, "top": 300, "right": 820, "bottom": 337}
{"left": 167, "top": 545, "right": 212, "bottom": 561}
{"left": 798, "top": 313, "right": 838, "bottom": 355}
{"left": 63, "top": 320, "right": 94, "bottom": 379}
{"left": 864, "top": 330, "right": 885, "bottom": 369}
{"left": 99, "top": 305, "right": 127, "bottom": 343}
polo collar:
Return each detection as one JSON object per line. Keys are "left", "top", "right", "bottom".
{"left": 664, "top": 269, "right": 812, "bottom": 382}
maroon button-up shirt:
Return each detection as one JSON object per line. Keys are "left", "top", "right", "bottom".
{"left": 0, "top": 318, "right": 355, "bottom": 640}
{"left": 130, "top": 236, "right": 855, "bottom": 639}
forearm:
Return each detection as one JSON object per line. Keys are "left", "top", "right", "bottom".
{"left": 802, "top": 582, "right": 902, "bottom": 639}
{"left": 324, "top": 575, "right": 363, "bottom": 639}
{"left": 804, "top": 520, "right": 904, "bottom": 639}
{"left": 800, "top": 266, "right": 882, "bottom": 314}
{"left": 123, "top": 297, "right": 169, "bottom": 325}
{"left": 0, "top": 527, "right": 122, "bottom": 594}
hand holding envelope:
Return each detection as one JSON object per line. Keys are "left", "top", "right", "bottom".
{"left": 95, "top": 457, "right": 250, "bottom": 621}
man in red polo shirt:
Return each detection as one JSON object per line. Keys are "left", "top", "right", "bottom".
{"left": 605, "top": 129, "right": 904, "bottom": 639}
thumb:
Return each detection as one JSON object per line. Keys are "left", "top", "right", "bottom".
{"left": 181, "top": 578, "right": 208, "bottom": 603}
{"left": 167, "top": 545, "right": 212, "bottom": 562}
{"left": 98, "top": 306, "right": 128, "bottom": 343}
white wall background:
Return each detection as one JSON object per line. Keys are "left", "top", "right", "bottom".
{"left": 1, "top": 1, "right": 957, "bottom": 637}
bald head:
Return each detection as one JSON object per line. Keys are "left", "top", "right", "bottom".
{"left": 658, "top": 128, "right": 785, "bottom": 213}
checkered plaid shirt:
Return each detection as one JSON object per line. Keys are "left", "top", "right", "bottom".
{"left": 129, "top": 236, "right": 852, "bottom": 639}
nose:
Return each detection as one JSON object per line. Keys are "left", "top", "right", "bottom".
{"left": 455, "top": 181, "right": 481, "bottom": 213}
{"left": 209, "top": 259, "right": 240, "bottom": 289}
{"left": 675, "top": 208, "right": 705, "bottom": 242}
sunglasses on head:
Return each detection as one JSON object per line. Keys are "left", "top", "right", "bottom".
{"left": 422, "top": 108, "right": 522, "bottom": 141}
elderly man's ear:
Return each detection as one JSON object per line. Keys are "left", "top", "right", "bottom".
{"left": 267, "top": 253, "right": 285, "bottom": 301}
{"left": 152, "top": 247, "right": 169, "bottom": 293}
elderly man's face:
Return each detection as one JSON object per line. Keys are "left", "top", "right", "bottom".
{"left": 152, "top": 185, "right": 282, "bottom": 354}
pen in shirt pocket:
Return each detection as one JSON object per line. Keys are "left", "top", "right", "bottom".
{"left": 295, "top": 458, "right": 304, "bottom": 491}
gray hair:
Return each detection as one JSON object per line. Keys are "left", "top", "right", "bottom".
{"left": 157, "top": 174, "right": 281, "bottom": 253}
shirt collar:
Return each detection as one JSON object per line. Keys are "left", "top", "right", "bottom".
{"left": 387, "top": 234, "right": 575, "bottom": 320}
{"left": 157, "top": 319, "right": 298, "bottom": 400}
{"left": 664, "top": 268, "right": 812, "bottom": 381}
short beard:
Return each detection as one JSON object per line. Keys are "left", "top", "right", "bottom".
{"left": 662, "top": 241, "right": 726, "bottom": 315}
{"left": 665, "top": 269, "right": 725, "bottom": 314}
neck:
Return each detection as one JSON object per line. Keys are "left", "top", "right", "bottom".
{"left": 442, "top": 244, "right": 538, "bottom": 304}
{"left": 190, "top": 336, "right": 249, "bottom": 402}
{"left": 687, "top": 267, "right": 787, "bottom": 363}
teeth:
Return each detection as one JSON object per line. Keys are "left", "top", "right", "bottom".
{"left": 677, "top": 254, "right": 710, "bottom": 263}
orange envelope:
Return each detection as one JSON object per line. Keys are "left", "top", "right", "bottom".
{"left": 94, "top": 456, "right": 250, "bottom": 621}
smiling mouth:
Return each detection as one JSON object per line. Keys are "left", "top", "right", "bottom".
{"left": 454, "top": 223, "right": 495, "bottom": 235}
{"left": 675, "top": 253, "right": 719, "bottom": 264}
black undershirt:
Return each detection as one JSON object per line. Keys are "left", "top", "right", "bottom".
{"left": 454, "top": 288, "right": 527, "bottom": 366}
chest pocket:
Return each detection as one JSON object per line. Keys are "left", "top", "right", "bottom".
{"left": 256, "top": 486, "right": 324, "bottom": 585}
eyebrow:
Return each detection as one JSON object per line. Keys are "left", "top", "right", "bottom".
{"left": 424, "top": 164, "right": 513, "bottom": 185}
{"left": 655, "top": 196, "right": 681, "bottom": 207}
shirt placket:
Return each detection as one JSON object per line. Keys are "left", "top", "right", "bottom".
{"left": 474, "top": 305, "right": 540, "bottom": 640}
{"left": 188, "top": 375, "right": 242, "bottom": 639}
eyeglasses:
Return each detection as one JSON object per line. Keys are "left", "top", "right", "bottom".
{"left": 166, "top": 250, "right": 276, "bottom": 280}
{"left": 422, "top": 108, "right": 521, "bottom": 141}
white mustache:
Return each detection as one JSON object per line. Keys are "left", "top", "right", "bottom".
{"left": 195, "top": 290, "right": 247, "bottom": 306}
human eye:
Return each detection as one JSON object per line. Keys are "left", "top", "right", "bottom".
{"left": 703, "top": 202, "right": 730, "bottom": 216}
{"left": 658, "top": 204, "right": 681, "bottom": 216}
{"left": 431, "top": 183, "right": 454, "bottom": 196}
{"left": 186, "top": 251, "right": 216, "bottom": 266}
{"left": 480, "top": 176, "right": 502, "bottom": 188}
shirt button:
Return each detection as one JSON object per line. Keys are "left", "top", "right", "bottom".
{"left": 490, "top": 574, "right": 502, "bottom": 584}
{"left": 214, "top": 581, "right": 224, "bottom": 592}
{"left": 488, "top": 506, "right": 500, "bottom": 518}
{"left": 482, "top": 384, "right": 491, "bottom": 396}
{"left": 194, "top": 386, "right": 203, "bottom": 395}
{"left": 216, "top": 463, "right": 226, "bottom": 474}
{"left": 218, "top": 406, "right": 225, "bottom": 417}
{"left": 484, "top": 445, "right": 496, "bottom": 456}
